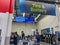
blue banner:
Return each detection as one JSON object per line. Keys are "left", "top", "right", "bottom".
{"left": 19, "top": 0, "right": 56, "bottom": 16}
{"left": 15, "top": 16, "right": 35, "bottom": 22}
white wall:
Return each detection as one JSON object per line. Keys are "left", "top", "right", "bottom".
{"left": 0, "top": 13, "right": 9, "bottom": 45}
{"left": 37, "top": 15, "right": 58, "bottom": 34}
{"left": 36, "top": 5, "right": 60, "bottom": 34}
{"left": 12, "top": 22, "right": 36, "bottom": 36}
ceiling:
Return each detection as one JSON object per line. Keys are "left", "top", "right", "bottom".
{"left": 26, "top": 0, "right": 60, "bottom": 4}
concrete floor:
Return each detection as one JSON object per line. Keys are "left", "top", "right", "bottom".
{"left": 18, "top": 41, "right": 51, "bottom": 45}
{"left": 40, "top": 42, "right": 51, "bottom": 45}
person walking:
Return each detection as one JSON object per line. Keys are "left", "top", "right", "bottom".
{"left": 14, "top": 32, "right": 19, "bottom": 45}
{"left": 10, "top": 33, "right": 14, "bottom": 45}
{"left": 21, "top": 31, "right": 25, "bottom": 40}
{"left": 36, "top": 32, "right": 41, "bottom": 45}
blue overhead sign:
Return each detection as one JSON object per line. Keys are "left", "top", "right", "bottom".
{"left": 15, "top": 17, "right": 35, "bottom": 23}
{"left": 19, "top": 0, "right": 56, "bottom": 16}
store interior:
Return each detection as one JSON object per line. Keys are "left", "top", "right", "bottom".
{"left": 0, "top": 0, "right": 60, "bottom": 45}
{"left": 10, "top": 0, "right": 60, "bottom": 45}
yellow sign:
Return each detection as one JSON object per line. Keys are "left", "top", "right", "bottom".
{"left": 30, "top": 4, "right": 47, "bottom": 14}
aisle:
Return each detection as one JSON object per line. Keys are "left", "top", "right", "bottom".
{"left": 18, "top": 41, "right": 51, "bottom": 45}
{"left": 40, "top": 42, "right": 51, "bottom": 45}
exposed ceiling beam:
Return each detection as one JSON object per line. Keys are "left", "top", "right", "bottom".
{"left": 26, "top": 0, "right": 60, "bottom": 4}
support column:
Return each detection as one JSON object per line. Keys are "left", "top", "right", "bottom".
{"left": 0, "top": 12, "right": 9, "bottom": 45}
{"left": 5, "top": 14, "right": 13, "bottom": 45}
{"left": 56, "top": 5, "right": 60, "bottom": 29}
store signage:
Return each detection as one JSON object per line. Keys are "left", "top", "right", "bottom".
{"left": 15, "top": 16, "right": 35, "bottom": 22}
{"left": 0, "top": 0, "right": 14, "bottom": 13}
{"left": 30, "top": 4, "right": 47, "bottom": 14}
{"left": 19, "top": 0, "right": 56, "bottom": 16}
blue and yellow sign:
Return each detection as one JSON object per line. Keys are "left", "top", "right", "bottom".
{"left": 19, "top": 0, "right": 56, "bottom": 16}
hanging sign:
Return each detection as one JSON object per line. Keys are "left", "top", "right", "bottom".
{"left": 19, "top": 0, "right": 56, "bottom": 16}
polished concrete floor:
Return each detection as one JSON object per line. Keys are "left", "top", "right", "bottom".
{"left": 18, "top": 42, "right": 51, "bottom": 45}
{"left": 40, "top": 42, "right": 51, "bottom": 45}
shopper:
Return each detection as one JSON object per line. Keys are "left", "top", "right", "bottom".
{"left": 51, "top": 28, "right": 55, "bottom": 44}
{"left": 36, "top": 32, "right": 41, "bottom": 45}
{"left": 15, "top": 32, "right": 19, "bottom": 42}
{"left": 14, "top": 32, "right": 18, "bottom": 45}
{"left": 35, "top": 29, "right": 38, "bottom": 35}
{"left": 21, "top": 31, "right": 25, "bottom": 40}
{"left": 15, "top": 32, "right": 19, "bottom": 38}
{"left": 10, "top": 33, "right": 14, "bottom": 45}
